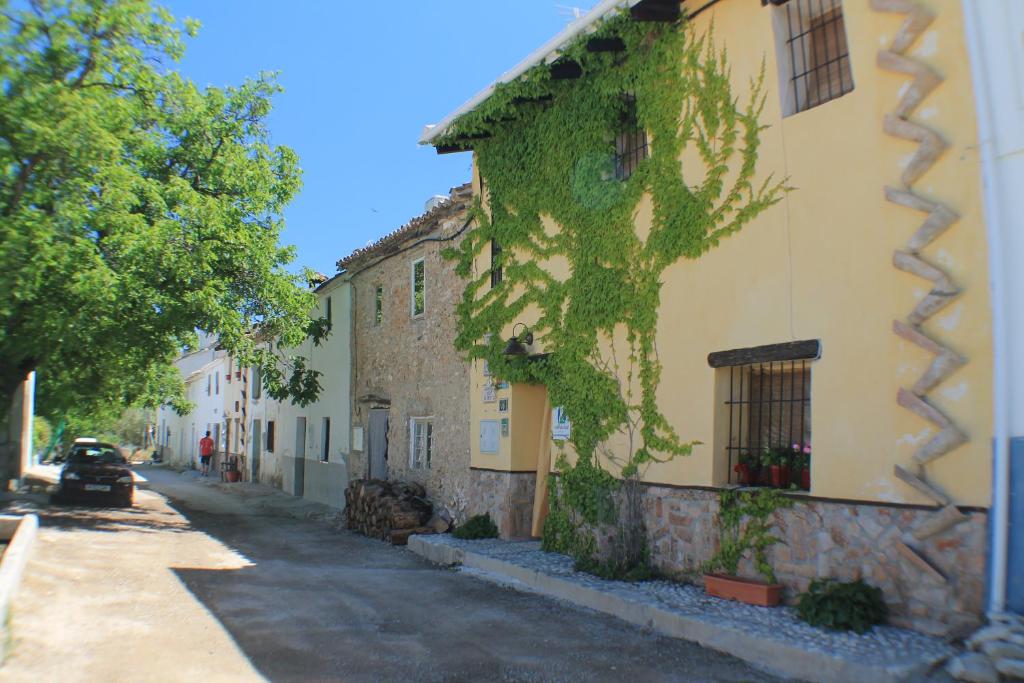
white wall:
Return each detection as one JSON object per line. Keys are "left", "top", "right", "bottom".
{"left": 276, "top": 278, "right": 352, "bottom": 507}
{"left": 157, "top": 344, "right": 227, "bottom": 468}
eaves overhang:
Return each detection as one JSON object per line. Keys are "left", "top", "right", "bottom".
{"left": 418, "top": 0, "right": 662, "bottom": 147}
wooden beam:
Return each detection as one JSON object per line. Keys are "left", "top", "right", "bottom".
{"left": 435, "top": 145, "right": 471, "bottom": 155}
{"left": 550, "top": 59, "right": 583, "bottom": 80}
{"left": 630, "top": 0, "right": 681, "bottom": 22}
{"left": 512, "top": 94, "right": 553, "bottom": 105}
{"left": 586, "top": 37, "right": 626, "bottom": 53}
{"left": 707, "top": 339, "right": 821, "bottom": 368}
{"left": 895, "top": 539, "right": 947, "bottom": 583}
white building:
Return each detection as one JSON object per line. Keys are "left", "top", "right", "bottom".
{"left": 273, "top": 275, "right": 353, "bottom": 508}
{"left": 157, "top": 335, "right": 228, "bottom": 469}
{"left": 163, "top": 277, "right": 354, "bottom": 509}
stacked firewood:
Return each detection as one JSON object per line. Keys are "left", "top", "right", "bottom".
{"left": 345, "top": 479, "right": 436, "bottom": 545}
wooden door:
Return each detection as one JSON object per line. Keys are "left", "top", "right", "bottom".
{"left": 251, "top": 419, "right": 262, "bottom": 482}
{"left": 294, "top": 417, "right": 306, "bottom": 496}
{"left": 368, "top": 409, "right": 389, "bottom": 480}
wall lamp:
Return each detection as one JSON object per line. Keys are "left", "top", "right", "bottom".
{"left": 502, "top": 323, "right": 534, "bottom": 357}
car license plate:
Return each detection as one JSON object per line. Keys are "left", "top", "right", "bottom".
{"left": 84, "top": 484, "right": 111, "bottom": 492}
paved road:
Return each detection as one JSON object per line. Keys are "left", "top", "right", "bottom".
{"left": 0, "top": 468, "right": 779, "bottom": 683}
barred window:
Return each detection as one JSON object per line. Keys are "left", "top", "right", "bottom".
{"left": 410, "top": 417, "right": 433, "bottom": 469}
{"left": 374, "top": 285, "right": 383, "bottom": 326}
{"left": 725, "top": 360, "right": 811, "bottom": 486}
{"left": 614, "top": 95, "right": 648, "bottom": 181}
{"left": 710, "top": 340, "right": 819, "bottom": 489}
{"left": 490, "top": 239, "right": 503, "bottom": 288}
{"left": 773, "top": 0, "right": 853, "bottom": 116}
{"left": 411, "top": 258, "right": 425, "bottom": 317}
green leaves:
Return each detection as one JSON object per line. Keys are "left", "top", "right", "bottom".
{"left": 444, "top": 14, "right": 785, "bottom": 510}
{"left": 797, "top": 579, "right": 889, "bottom": 634}
{"left": 452, "top": 513, "right": 499, "bottom": 540}
{"left": 704, "top": 489, "right": 792, "bottom": 583}
{"left": 0, "top": 0, "right": 322, "bottom": 420}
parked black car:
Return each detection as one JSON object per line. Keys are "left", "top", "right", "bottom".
{"left": 53, "top": 442, "right": 134, "bottom": 507}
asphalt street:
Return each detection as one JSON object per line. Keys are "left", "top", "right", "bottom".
{"left": 0, "top": 467, "right": 779, "bottom": 682}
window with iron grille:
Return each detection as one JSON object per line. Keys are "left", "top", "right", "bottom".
{"left": 723, "top": 360, "right": 811, "bottom": 486}
{"left": 614, "top": 95, "right": 648, "bottom": 181}
{"left": 772, "top": 0, "right": 853, "bottom": 116}
{"left": 411, "top": 258, "right": 425, "bottom": 317}
{"left": 490, "top": 239, "right": 503, "bottom": 288}
{"left": 374, "top": 285, "right": 383, "bottom": 325}
{"left": 410, "top": 417, "right": 433, "bottom": 469}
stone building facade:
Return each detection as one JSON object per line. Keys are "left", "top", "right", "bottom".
{"left": 339, "top": 184, "right": 473, "bottom": 522}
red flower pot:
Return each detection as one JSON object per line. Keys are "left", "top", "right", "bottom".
{"left": 704, "top": 573, "right": 783, "bottom": 606}
{"left": 225, "top": 470, "right": 240, "bottom": 483}
{"left": 769, "top": 465, "right": 791, "bottom": 488}
{"left": 801, "top": 467, "right": 811, "bottom": 491}
{"left": 734, "top": 463, "right": 751, "bottom": 486}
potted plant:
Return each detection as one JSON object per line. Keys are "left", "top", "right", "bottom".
{"left": 764, "top": 446, "right": 793, "bottom": 488}
{"left": 703, "top": 489, "right": 792, "bottom": 606}
{"left": 793, "top": 443, "right": 811, "bottom": 490}
{"left": 733, "top": 452, "right": 758, "bottom": 486}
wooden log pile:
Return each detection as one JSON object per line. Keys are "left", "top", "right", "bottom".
{"left": 345, "top": 478, "right": 435, "bottom": 545}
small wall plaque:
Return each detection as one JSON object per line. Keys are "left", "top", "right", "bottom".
{"left": 498, "top": 398, "right": 508, "bottom": 412}
{"left": 500, "top": 418, "right": 509, "bottom": 437}
{"left": 483, "top": 380, "right": 497, "bottom": 403}
{"left": 552, "top": 406, "right": 571, "bottom": 441}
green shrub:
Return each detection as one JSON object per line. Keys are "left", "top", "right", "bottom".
{"left": 796, "top": 579, "right": 888, "bottom": 634}
{"left": 574, "top": 555, "right": 657, "bottom": 583}
{"left": 452, "top": 514, "right": 499, "bottom": 540}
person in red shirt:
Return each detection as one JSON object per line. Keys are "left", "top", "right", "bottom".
{"left": 198, "top": 431, "right": 214, "bottom": 476}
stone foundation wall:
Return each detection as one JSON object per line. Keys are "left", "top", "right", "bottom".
{"left": 469, "top": 469, "right": 537, "bottom": 539}
{"left": 642, "top": 485, "right": 987, "bottom": 637}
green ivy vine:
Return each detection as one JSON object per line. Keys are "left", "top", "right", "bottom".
{"left": 441, "top": 13, "right": 787, "bottom": 563}
{"left": 704, "top": 488, "right": 792, "bottom": 583}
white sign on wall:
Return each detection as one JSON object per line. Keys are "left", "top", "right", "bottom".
{"left": 552, "top": 406, "right": 571, "bottom": 441}
{"left": 480, "top": 420, "right": 500, "bottom": 454}
{"left": 482, "top": 379, "right": 497, "bottom": 403}
{"left": 352, "top": 426, "right": 364, "bottom": 451}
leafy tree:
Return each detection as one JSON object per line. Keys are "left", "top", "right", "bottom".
{"left": 0, "top": 0, "right": 327, "bottom": 423}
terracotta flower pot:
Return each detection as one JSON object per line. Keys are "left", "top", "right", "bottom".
{"left": 769, "top": 465, "right": 791, "bottom": 488}
{"left": 801, "top": 467, "right": 811, "bottom": 491}
{"left": 704, "top": 573, "right": 783, "bottom": 606}
{"left": 225, "top": 470, "right": 240, "bottom": 483}
{"left": 733, "top": 463, "right": 751, "bottom": 486}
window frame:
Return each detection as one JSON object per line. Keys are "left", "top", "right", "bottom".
{"left": 321, "top": 416, "right": 331, "bottom": 462}
{"left": 614, "top": 93, "right": 648, "bottom": 181}
{"left": 771, "top": 0, "right": 854, "bottom": 117}
{"left": 374, "top": 285, "right": 383, "bottom": 326}
{"left": 409, "top": 417, "right": 433, "bottom": 470}
{"left": 411, "top": 257, "right": 426, "bottom": 318}
{"left": 490, "top": 239, "right": 503, "bottom": 288}
{"left": 251, "top": 366, "right": 262, "bottom": 401}
{"left": 325, "top": 295, "right": 332, "bottom": 326}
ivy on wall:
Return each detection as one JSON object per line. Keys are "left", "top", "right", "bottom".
{"left": 442, "top": 14, "right": 787, "bottom": 562}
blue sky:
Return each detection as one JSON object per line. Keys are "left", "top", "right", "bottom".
{"left": 163, "top": 1, "right": 594, "bottom": 276}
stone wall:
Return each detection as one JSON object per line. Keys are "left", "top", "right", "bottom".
{"left": 468, "top": 469, "right": 536, "bottom": 539}
{"left": 641, "top": 485, "right": 986, "bottom": 638}
{"left": 347, "top": 185, "right": 473, "bottom": 522}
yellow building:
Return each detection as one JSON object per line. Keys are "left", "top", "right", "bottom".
{"left": 422, "top": 0, "right": 992, "bottom": 635}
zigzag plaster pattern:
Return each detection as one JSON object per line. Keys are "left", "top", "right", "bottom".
{"left": 872, "top": 0, "right": 969, "bottom": 582}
